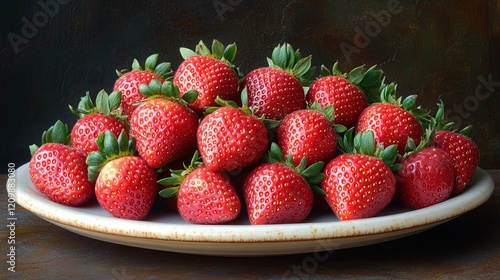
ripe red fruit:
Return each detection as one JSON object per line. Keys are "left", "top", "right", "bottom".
{"left": 29, "top": 120, "right": 94, "bottom": 206}
{"left": 69, "top": 90, "right": 128, "bottom": 156}
{"left": 306, "top": 62, "right": 383, "bottom": 127}
{"left": 356, "top": 83, "right": 427, "bottom": 154}
{"left": 158, "top": 152, "right": 241, "bottom": 224}
{"left": 197, "top": 104, "right": 268, "bottom": 172}
{"left": 433, "top": 130, "right": 480, "bottom": 195}
{"left": 129, "top": 80, "right": 199, "bottom": 169}
{"left": 277, "top": 103, "right": 340, "bottom": 166}
{"left": 242, "top": 43, "right": 314, "bottom": 120}
{"left": 323, "top": 130, "right": 399, "bottom": 220}
{"left": 395, "top": 147, "right": 454, "bottom": 209}
{"left": 174, "top": 40, "right": 240, "bottom": 113}
{"left": 243, "top": 143, "right": 324, "bottom": 225}
{"left": 88, "top": 131, "right": 158, "bottom": 220}
{"left": 113, "top": 54, "right": 173, "bottom": 117}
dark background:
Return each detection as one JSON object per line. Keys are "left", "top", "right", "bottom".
{"left": 1, "top": 0, "right": 499, "bottom": 173}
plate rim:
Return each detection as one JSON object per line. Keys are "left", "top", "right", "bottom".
{"left": 12, "top": 163, "right": 494, "bottom": 244}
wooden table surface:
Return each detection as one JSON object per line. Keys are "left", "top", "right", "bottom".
{"left": 1, "top": 170, "right": 499, "bottom": 279}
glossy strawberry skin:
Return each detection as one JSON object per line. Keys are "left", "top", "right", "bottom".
{"left": 277, "top": 109, "right": 337, "bottom": 166}
{"left": 244, "top": 163, "right": 314, "bottom": 225}
{"left": 356, "top": 103, "right": 423, "bottom": 155}
{"left": 130, "top": 98, "right": 199, "bottom": 169}
{"left": 197, "top": 107, "right": 268, "bottom": 172}
{"left": 306, "top": 76, "right": 367, "bottom": 128}
{"left": 243, "top": 67, "right": 306, "bottom": 120}
{"left": 114, "top": 71, "right": 163, "bottom": 117}
{"left": 177, "top": 166, "right": 241, "bottom": 224}
{"left": 432, "top": 130, "right": 480, "bottom": 195}
{"left": 174, "top": 56, "right": 239, "bottom": 113}
{"left": 322, "top": 154, "right": 396, "bottom": 220}
{"left": 71, "top": 113, "right": 128, "bottom": 156}
{"left": 396, "top": 147, "right": 454, "bottom": 209}
{"left": 95, "top": 156, "right": 157, "bottom": 220}
{"left": 29, "top": 143, "right": 94, "bottom": 206}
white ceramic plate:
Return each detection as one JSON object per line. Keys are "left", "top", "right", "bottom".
{"left": 12, "top": 163, "right": 494, "bottom": 256}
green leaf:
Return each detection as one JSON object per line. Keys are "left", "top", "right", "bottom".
{"left": 347, "top": 65, "right": 365, "bottom": 85}
{"left": 50, "top": 120, "right": 69, "bottom": 145}
{"left": 402, "top": 95, "right": 417, "bottom": 111}
{"left": 29, "top": 144, "right": 39, "bottom": 156}
{"left": 87, "top": 165, "right": 102, "bottom": 182}
{"left": 359, "top": 131, "right": 375, "bottom": 155}
{"left": 145, "top": 54, "right": 159, "bottom": 72}
{"left": 108, "top": 91, "right": 122, "bottom": 112}
{"left": 158, "top": 187, "right": 179, "bottom": 198}
{"left": 181, "top": 90, "right": 199, "bottom": 104}
{"left": 180, "top": 47, "right": 196, "bottom": 60}
{"left": 131, "top": 58, "right": 142, "bottom": 71}
{"left": 223, "top": 43, "right": 237, "bottom": 62}
{"left": 211, "top": 39, "right": 224, "bottom": 59}
{"left": 103, "top": 131, "right": 119, "bottom": 157}
{"left": 195, "top": 40, "right": 211, "bottom": 56}
{"left": 311, "top": 185, "right": 326, "bottom": 195}
{"left": 95, "top": 90, "right": 110, "bottom": 116}
{"left": 86, "top": 151, "right": 106, "bottom": 167}
{"left": 117, "top": 130, "right": 129, "bottom": 155}
{"left": 302, "top": 161, "right": 324, "bottom": 177}
{"left": 268, "top": 142, "right": 285, "bottom": 163}
{"left": 292, "top": 56, "right": 312, "bottom": 78}
{"left": 154, "top": 62, "right": 172, "bottom": 79}
{"left": 307, "top": 174, "right": 325, "bottom": 186}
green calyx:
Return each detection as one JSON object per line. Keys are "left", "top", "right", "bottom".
{"left": 267, "top": 43, "right": 315, "bottom": 86}
{"left": 264, "top": 143, "right": 325, "bottom": 195}
{"left": 157, "top": 151, "right": 204, "bottom": 198}
{"left": 69, "top": 90, "right": 127, "bottom": 122}
{"left": 307, "top": 101, "right": 347, "bottom": 134}
{"left": 379, "top": 82, "right": 430, "bottom": 123}
{"left": 29, "top": 120, "right": 71, "bottom": 156}
{"left": 85, "top": 130, "right": 136, "bottom": 181}
{"left": 427, "top": 100, "right": 473, "bottom": 137}
{"left": 138, "top": 79, "right": 198, "bottom": 106}
{"left": 321, "top": 61, "right": 384, "bottom": 103}
{"left": 338, "top": 128, "right": 402, "bottom": 171}
{"left": 116, "top": 53, "right": 174, "bottom": 80}
{"left": 180, "top": 39, "right": 243, "bottom": 80}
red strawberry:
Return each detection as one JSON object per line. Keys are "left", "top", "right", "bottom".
{"left": 173, "top": 40, "right": 240, "bottom": 113}
{"left": 87, "top": 131, "right": 157, "bottom": 220}
{"left": 243, "top": 143, "right": 324, "bottom": 224}
{"left": 129, "top": 80, "right": 199, "bottom": 169}
{"left": 158, "top": 152, "right": 241, "bottom": 224}
{"left": 306, "top": 62, "right": 383, "bottom": 127}
{"left": 322, "top": 129, "right": 398, "bottom": 220}
{"left": 29, "top": 120, "right": 94, "bottom": 206}
{"left": 69, "top": 90, "right": 128, "bottom": 156}
{"left": 197, "top": 99, "right": 268, "bottom": 172}
{"left": 114, "top": 54, "right": 173, "bottom": 117}
{"left": 433, "top": 129, "right": 480, "bottom": 195}
{"left": 242, "top": 43, "right": 314, "bottom": 120}
{"left": 277, "top": 102, "right": 344, "bottom": 166}
{"left": 356, "top": 83, "right": 428, "bottom": 155}
{"left": 395, "top": 147, "right": 454, "bottom": 209}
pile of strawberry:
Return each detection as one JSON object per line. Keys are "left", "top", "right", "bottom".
{"left": 28, "top": 39, "right": 480, "bottom": 224}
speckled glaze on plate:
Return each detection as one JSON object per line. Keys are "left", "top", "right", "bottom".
{"left": 12, "top": 163, "right": 494, "bottom": 256}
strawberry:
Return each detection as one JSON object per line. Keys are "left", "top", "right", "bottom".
{"left": 29, "top": 120, "right": 94, "bottom": 206}
{"left": 395, "top": 146, "right": 454, "bottom": 209}
{"left": 114, "top": 54, "right": 173, "bottom": 117}
{"left": 306, "top": 62, "right": 383, "bottom": 128}
{"left": 277, "top": 102, "right": 345, "bottom": 166}
{"left": 356, "top": 83, "right": 429, "bottom": 155}
{"left": 158, "top": 152, "right": 241, "bottom": 224}
{"left": 243, "top": 143, "right": 324, "bottom": 225}
{"left": 242, "top": 43, "right": 314, "bottom": 120}
{"left": 433, "top": 128, "right": 480, "bottom": 195}
{"left": 87, "top": 130, "right": 157, "bottom": 220}
{"left": 322, "top": 129, "right": 399, "bottom": 220}
{"left": 173, "top": 39, "right": 241, "bottom": 113}
{"left": 129, "top": 79, "right": 199, "bottom": 169}
{"left": 426, "top": 101, "right": 480, "bottom": 195}
{"left": 69, "top": 90, "right": 128, "bottom": 156}
{"left": 197, "top": 98, "right": 269, "bottom": 172}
